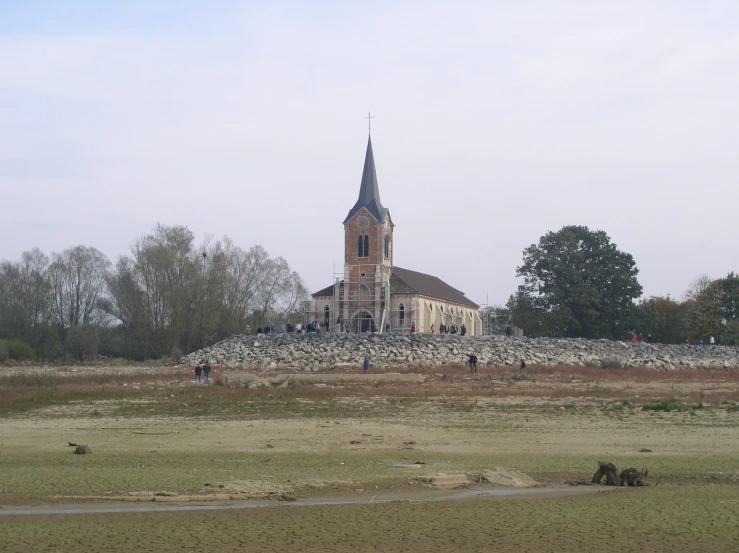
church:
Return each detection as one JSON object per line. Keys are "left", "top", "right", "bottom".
{"left": 310, "top": 135, "right": 482, "bottom": 335}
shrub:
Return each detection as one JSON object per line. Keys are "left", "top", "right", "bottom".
{"left": 599, "top": 358, "right": 623, "bottom": 369}
{"left": 642, "top": 398, "right": 681, "bottom": 412}
{"left": 170, "top": 346, "right": 183, "bottom": 362}
{"left": 64, "top": 327, "right": 99, "bottom": 361}
{"left": 0, "top": 340, "right": 8, "bottom": 362}
{"left": 6, "top": 340, "right": 37, "bottom": 361}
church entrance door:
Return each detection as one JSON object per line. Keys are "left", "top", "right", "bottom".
{"left": 352, "top": 311, "right": 374, "bottom": 333}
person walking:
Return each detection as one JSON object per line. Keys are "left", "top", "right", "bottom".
{"left": 363, "top": 356, "right": 370, "bottom": 374}
{"left": 466, "top": 353, "right": 478, "bottom": 373}
{"left": 194, "top": 364, "right": 202, "bottom": 382}
{"left": 203, "top": 362, "right": 211, "bottom": 381}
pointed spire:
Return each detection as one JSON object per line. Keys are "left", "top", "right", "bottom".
{"left": 344, "top": 136, "right": 387, "bottom": 223}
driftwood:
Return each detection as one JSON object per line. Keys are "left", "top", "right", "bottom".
{"left": 68, "top": 442, "right": 80, "bottom": 447}
{"left": 591, "top": 461, "right": 649, "bottom": 486}
{"left": 132, "top": 430, "right": 180, "bottom": 435}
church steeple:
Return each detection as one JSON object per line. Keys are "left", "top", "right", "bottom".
{"left": 344, "top": 136, "right": 387, "bottom": 223}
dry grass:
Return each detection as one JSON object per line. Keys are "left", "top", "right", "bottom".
{"left": 1, "top": 365, "right": 738, "bottom": 552}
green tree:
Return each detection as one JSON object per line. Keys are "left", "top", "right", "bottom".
{"left": 634, "top": 296, "right": 684, "bottom": 343}
{"left": 509, "top": 225, "right": 642, "bottom": 339}
{"left": 685, "top": 273, "right": 739, "bottom": 345}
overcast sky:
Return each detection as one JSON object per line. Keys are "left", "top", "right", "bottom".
{"left": 2, "top": 1, "right": 737, "bottom": 306}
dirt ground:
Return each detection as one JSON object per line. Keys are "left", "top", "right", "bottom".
{"left": 1, "top": 363, "right": 738, "bottom": 552}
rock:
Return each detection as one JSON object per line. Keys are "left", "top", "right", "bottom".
{"left": 480, "top": 468, "right": 540, "bottom": 488}
{"left": 74, "top": 445, "right": 92, "bottom": 454}
{"left": 181, "top": 333, "right": 739, "bottom": 371}
{"left": 419, "top": 474, "right": 470, "bottom": 490}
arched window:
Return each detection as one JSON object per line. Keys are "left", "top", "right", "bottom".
{"left": 399, "top": 303, "right": 405, "bottom": 327}
{"left": 363, "top": 235, "right": 370, "bottom": 258}
{"left": 384, "top": 235, "right": 390, "bottom": 259}
{"left": 357, "top": 235, "right": 364, "bottom": 258}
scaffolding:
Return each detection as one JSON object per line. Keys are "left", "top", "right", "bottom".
{"left": 303, "top": 269, "right": 424, "bottom": 334}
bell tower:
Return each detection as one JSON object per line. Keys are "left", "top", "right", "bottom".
{"left": 342, "top": 135, "right": 393, "bottom": 332}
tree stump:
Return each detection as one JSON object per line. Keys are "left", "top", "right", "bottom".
{"left": 592, "top": 461, "right": 621, "bottom": 485}
{"left": 620, "top": 467, "right": 648, "bottom": 486}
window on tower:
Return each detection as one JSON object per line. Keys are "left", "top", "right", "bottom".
{"left": 384, "top": 235, "right": 390, "bottom": 259}
{"left": 357, "top": 234, "right": 370, "bottom": 258}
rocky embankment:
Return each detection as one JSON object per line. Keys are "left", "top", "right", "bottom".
{"left": 182, "top": 333, "right": 739, "bottom": 371}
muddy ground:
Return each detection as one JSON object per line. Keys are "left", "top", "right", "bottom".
{"left": 0, "top": 363, "right": 738, "bottom": 551}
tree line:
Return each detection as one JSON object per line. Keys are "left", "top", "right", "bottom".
{"left": 484, "top": 225, "right": 738, "bottom": 345}
{"left": 0, "top": 224, "right": 307, "bottom": 361}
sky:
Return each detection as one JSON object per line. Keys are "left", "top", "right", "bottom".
{"left": 1, "top": 0, "right": 738, "bottom": 306}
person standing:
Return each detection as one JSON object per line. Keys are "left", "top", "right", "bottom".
{"left": 203, "top": 362, "right": 211, "bottom": 381}
{"left": 430, "top": 323, "right": 435, "bottom": 334}
{"left": 194, "top": 364, "right": 202, "bottom": 382}
{"left": 647, "top": 334, "right": 652, "bottom": 343}
{"left": 631, "top": 333, "right": 638, "bottom": 343}
{"left": 363, "top": 356, "right": 370, "bottom": 374}
{"left": 710, "top": 336, "right": 715, "bottom": 345}
{"left": 411, "top": 321, "right": 416, "bottom": 334}
{"left": 466, "top": 353, "right": 477, "bottom": 373}
{"left": 461, "top": 324, "right": 467, "bottom": 336}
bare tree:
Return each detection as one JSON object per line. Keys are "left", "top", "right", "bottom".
{"left": 49, "top": 246, "right": 111, "bottom": 339}
{"left": 684, "top": 274, "right": 713, "bottom": 301}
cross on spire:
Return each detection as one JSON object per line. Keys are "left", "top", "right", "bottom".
{"left": 364, "top": 110, "right": 374, "bottom": 133}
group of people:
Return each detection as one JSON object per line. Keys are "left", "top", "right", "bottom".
{"left": 285, "top": 321, "right": 329, "bottom": 334}
{"left": 193, "top": 362, "right": 211, "bottom": 382}
{"left": 431, "top": 323, "right": 466, "bottom": 335}
{"left": 631, "top": 333, "right": 654, "bottom": 343}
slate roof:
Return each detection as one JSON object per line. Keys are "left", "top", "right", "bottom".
{"left": 312, "top": 283, "right": 339, "bottom": 297}
{"left": 343, "top": 136, "right": 388, "bottom": 223}
{"left": 311, "top": 266, "right": 479, "bottom": 308}
{"left": 391, "top": 267, "right": 479, "bottom": 308}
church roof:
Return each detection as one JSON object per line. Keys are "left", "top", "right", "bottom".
{"left": 391, "top": 267, "right": 479, "bottom": 308}
{"left": 343, "top": 135, "right": 388, "bottom": 223}
{"left": 312, "top": 282, "right": 340, "bottom": 297}
{"left": 311, "top": 267, "right": 479, "bottom": 308}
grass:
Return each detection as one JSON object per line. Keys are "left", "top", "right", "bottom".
{"left": 1, "top": 486, "right": 737, "bottom": 552}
